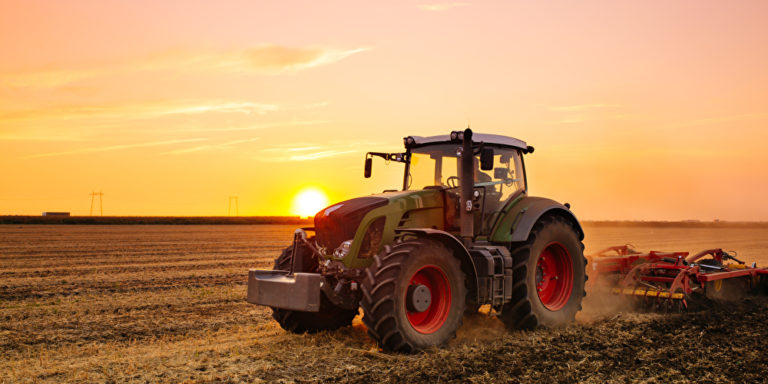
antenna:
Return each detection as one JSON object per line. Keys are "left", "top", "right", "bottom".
{"left": 228, "top": 196, "right": 239, "bottom": 216}
{"left": 89, "top": 191, "right": 104, "bottom": 216}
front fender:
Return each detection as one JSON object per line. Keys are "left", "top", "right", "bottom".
{"left": 490, "top": 196, "right": 584, "bottom": 243}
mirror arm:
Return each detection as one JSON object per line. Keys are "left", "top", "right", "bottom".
{"left": 367, "top": 152, "right": 409, "bottom": 163}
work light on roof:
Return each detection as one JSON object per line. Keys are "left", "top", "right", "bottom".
{"left": 450, "top": 131, "right": 464, "bottom": 141}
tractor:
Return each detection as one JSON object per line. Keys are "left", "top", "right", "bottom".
{"left": 247, "top": 129, "right": 587, "bottom": 352}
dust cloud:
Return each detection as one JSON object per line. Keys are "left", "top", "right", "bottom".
{"left": 454, "top": 308, "right": 507, "bottom": 342}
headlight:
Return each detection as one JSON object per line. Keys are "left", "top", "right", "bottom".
{"left": 334, "top": 240, "right": 353, "bottom": 259}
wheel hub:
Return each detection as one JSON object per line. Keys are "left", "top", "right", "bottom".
{"left": 535, "top": 243, "right": 574, "bottom": 311}
{"left": 405, "top": 265, "right": 452, "bottom": 334}
{"left": 406, "top": 284, "right": 432, "bottom": 313}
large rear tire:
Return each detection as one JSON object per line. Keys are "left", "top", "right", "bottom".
{"left": 270, "top": 242, "right": 357, "bottom": 333}
{"left": 501, "top": 215, "right": 586, "bottom": 329}
{"left": 361, "top": 238, "right": 466, "bottom": 352}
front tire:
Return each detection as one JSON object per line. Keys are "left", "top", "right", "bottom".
{"left": 501, "top": 215, "right": 586, "bottom": 329}
{"left": 270, "top": 242, "right": 357, "bottom": 333}
{"left": 361, "top": 238, "right": 466, "bottom": 352}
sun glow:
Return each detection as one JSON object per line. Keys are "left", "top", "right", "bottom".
{"left": 291, "top": 187, "right": 330, "bottom": 218}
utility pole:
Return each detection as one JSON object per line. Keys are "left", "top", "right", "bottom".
{"left": 89, "top": 191, "right": 104, "bottom": 216}
{"left": 228, "top": 196, "right": 239, "bottom": 216}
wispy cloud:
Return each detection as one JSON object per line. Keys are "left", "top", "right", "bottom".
{"left": 555, "top": 118, "right": 585, "bottom": 124}
{"left": 171, "top": 120, "right": 330, "bottom": 134}
{"left": 1, "top": 45, "right": 371, "bottom": 88}
{"left": 234, "top": 46, "right": 369, "bottom": 73}
{"left": 161, "top": 138, "right": 261, "bottom": 155}
{"left": 0, "top": 100, "right": 281, "bottom": 124}
{"left": 24, "top": 138, "right": 207, "bottom": 159}
{"left": 416, "top": 2, "right": 470, "bottom": 11}
{"left": 286, "top": 149, "right": 357, "bottom": 161}
{"left": 160, "top": 102, "right": 279, "bottom": 116}
{"left": 259, "top": 141, "right": 381, "bottom": 162}
{"left": 0, "top": 134, "right": 87, "bottom": 142}
{"left": 657, "top": 113, "right": 768, "bottom": 130}
{"left": 549, "top": 103, "right": 621, "bottom": 112}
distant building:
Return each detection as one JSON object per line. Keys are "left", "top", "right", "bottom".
{"left": 42, "top": 212, "right": 70, "bottom": 217}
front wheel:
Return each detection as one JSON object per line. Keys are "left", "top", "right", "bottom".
{"left": 361, "top": 238, "right": 466, "bottom": 352}
{"left": 501, "top": 215, "right": 586, "bottom": 329}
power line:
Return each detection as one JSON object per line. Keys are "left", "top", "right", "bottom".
{"left": 228, "top": 196, "right": 239, "bottom": 216}
{"left": 89, "top": 191, "right": 103, "bottom": 216}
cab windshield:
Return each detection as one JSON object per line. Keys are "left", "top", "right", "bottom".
{"left": 406, "top": 144, "right": 526, "bottom": 201}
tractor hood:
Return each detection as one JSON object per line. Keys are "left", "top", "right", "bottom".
{"left": 313, "top": 189, "right": 443, "bottom": 252}
{"left": 314, "top": 196, "right": 388, "bottom": 251}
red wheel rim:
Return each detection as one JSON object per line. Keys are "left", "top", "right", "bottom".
{"left": 405, "top": 265, "right": 451, "bottom": 334}
{"left": 536, "top": 242, "right": 574, "bottom": 311}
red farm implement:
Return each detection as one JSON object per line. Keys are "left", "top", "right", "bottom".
{"left": 587, "top": 245, "right": 768, "bottom": 311}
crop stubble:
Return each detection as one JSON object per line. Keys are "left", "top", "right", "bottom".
{"left": 1, "top": 224, "right": 766, "bottom": 383}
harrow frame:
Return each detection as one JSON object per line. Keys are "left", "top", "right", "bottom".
{"left": 587, "top": 245, "right": 768, "bottom": 310}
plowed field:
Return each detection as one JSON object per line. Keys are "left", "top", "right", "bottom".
{"left": 1, "top": 224, "right": 766, "bottom": 383}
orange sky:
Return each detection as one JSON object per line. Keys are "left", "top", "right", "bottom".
{"left": 1, "top": 1, "right": 767, "bottom": 220}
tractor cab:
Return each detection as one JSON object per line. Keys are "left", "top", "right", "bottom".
{"left": 365, "top": 132, "right": 532, "bottom": 237}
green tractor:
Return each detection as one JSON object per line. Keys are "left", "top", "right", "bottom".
{"left": 247, "top": 129, "right": 587, "bottom": 352}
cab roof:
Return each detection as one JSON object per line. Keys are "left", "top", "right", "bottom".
{"left": 407, "top": 133, "right": 528, "bottom": 150}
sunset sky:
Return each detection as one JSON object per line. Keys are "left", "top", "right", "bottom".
{"left": 1, "top": 1, "right": 767, "bottom": 220}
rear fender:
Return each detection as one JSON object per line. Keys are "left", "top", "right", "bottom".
{"left": 395, "top": 228, "right": 480, "bottom": 304}
{"left": 490, "top": 196, "right": 584, "bottom": 243}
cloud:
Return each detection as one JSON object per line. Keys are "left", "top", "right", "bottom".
{"left": 161, "top": 138, "right": 261, "bottom": 155}
{"left": 23, "top": 138, "right": 207, "bottom": 159}
{"left": 285, "top": 149, "right": 358, "bottom": 161}
{"left": 0, "top": 134, "right": 86, "bottom": 142}
{"left": 549, "top": 103, "right": 622, "bottom": 112}
{"left": 658, "top": 113, "right": 768, "bottom": 130}
{"left": 1, "top": 45, "right": 371, "bottom": 88}
{"left": 160, "top": 102, "right": 279, "bottom": 116}
{"left": 0, "top": 100, "right": 329, "bottom": 142}
{"left": 0, "top": 101, "right": 281, "bottom": 123}
{"left": 169, "top": 120, "right": 330, "bottom": 134}
{"left": 259, "top": 141, "right": 381, "bottom": 162}
{"left": 416, "top": 2, "right": 470, "bottom": 11}
{"left": 555, "top": 118, "right": 585, "bottom": 124}
{"left": 235, "top": 46, "right": 369, "bottom": 73}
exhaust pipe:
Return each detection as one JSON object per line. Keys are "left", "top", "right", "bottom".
{"left": 459, "top": 128, "right": 474, "bottom": 247}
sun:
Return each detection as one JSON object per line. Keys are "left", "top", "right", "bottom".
{"left": 291, "top": 187, "right": 330, "bottom": 218}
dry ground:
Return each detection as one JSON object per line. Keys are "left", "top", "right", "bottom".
{"left": 1, "top": 224, "right": 767, "bottom": 383}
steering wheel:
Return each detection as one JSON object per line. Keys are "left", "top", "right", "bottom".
{"left": 446, "top": 176, "right": 459, "bottom": 189}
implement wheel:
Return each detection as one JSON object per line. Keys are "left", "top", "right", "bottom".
{"left": 270, "top": 242, "right": 357, "bottom": 333}
{"left": 501, "top": 215, "right": 586, "bottom": 329}
{"left": 361, "top": 238, "right": 466, "bottom": 352}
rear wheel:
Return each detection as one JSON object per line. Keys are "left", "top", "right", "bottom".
{"left": 501, "top": 215, "right": 586, "bottom": 329}
{"left": 270, "top": 242, "right": 357, "bottom": 333}
{"left": 361, "top": 238, "right": 466, "bottom": 352}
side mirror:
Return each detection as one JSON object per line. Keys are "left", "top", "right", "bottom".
{"left": 364, "top": 157, "right": 372, "bottom": 178}
{"left": 480, "top": 148, "right": 494, "bottom": 171}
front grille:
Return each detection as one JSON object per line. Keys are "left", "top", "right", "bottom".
{"left": 358, "top": 217, "right": 385, "bottom": 258}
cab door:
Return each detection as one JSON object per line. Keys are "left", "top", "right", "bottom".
{"left": 473, "top": 150, "right": 526, "bottom": 236}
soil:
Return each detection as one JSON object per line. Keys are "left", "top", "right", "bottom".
{"left": 1, "top": 224, "right": 766, "bottom": 383}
